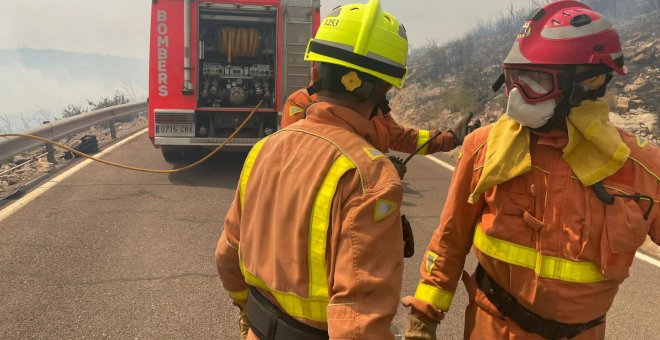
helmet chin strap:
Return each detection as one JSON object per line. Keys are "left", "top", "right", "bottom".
{"left": 379, "top": 98, "right": 391, "bottom": 114}
{"left": 309, "top": 76, "right": 390, "bottom": 120}
{"left": 564, "top": 64, "right": 613, "bottom": 106}
{"left": 306, "top": 81, "right": 320, "bottom": 96}
{"left": 531, "top": 66, "right": 613, "bottom": 132}
{"left": 369, "top": 97, "right": 391, "bottom": 120}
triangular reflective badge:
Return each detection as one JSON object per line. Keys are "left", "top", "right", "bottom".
{"left": 636, "top": 135, "right": 649, "bottom": 148}
{"left": 289, "top": 106, "right": 304, "bottom": 116}
{"left": 425, "top": 251, "right": 438, "bottom": 275}
{"left": 363, "top": 147, "right": 385, "bottom": 161}
{"left": 374, "top": 198, "right": 397, "bottom": 222}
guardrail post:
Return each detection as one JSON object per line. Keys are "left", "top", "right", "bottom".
{"left": 43, "top": 121, "right": 57, "bottom": 164}
{"left": 109, "top": 118, "right": 117, "bottom": 139}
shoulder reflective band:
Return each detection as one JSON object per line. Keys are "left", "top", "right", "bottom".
{"left": 309, "top": 155, "right": 356, "bottom": 299}
{"left": 416, "top": 130, "right": 430, "bottom": 155}
{"left": 239, "top": 136, "right": 271, "bottom": 209}
{"left": 240, "top": 261, "right": 329, "bottom": 322}
{"left": 308, "top": 40, "right": 406, "bottom": 79}
{"left": 227, "top": 289, "right": 249, "bottom": 302}
{"left": 473, "top": 225, "right": 607, "bottom": 283}
{"left": 414, "top": 281, "right": 454, "bottom": 311}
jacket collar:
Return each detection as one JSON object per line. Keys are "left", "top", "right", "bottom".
{"left": 304, "top": 102, "right": 380, "bottom": 148}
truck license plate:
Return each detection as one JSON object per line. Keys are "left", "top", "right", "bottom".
{"left": 155, "top": 124, "right": 195, "bottom": 136}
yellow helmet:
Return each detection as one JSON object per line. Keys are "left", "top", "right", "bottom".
{"left": 304, "top": 0, "right": 408, "bottom": 88}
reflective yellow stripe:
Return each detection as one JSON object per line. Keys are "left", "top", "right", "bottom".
{"left": 237, "top": 153, "right": 356, "bottom": 322}
{"left": 227, "top": 289, "right": 249, "bottom": 302}
{"left": 473, "top": 225, "right": 606, "bottom": 283}
{"left": 416, "top": 130, "right": 430, "bottom": 155}
{"left": 239, "top": 137, "right": 270, "bottom": 209}
{"left": 240, "top": 261, "right": 329, "bottom": 322}
{"left": 309, "top": 155, "right": 356, "bottom": 299}
{"left": 414, "top": 281, "right": 454, "bottom": 311}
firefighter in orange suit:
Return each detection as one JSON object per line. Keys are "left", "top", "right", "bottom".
{"left": 282, "top": 65, "right": 472, "bottom": 162}
{"left": 403, "top": 1, "right": 659, "bottom": 339}
{"left": 216, "top": 1, "right": 412, "bottom": 339}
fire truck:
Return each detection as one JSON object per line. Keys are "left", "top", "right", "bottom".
{"left": 148, "top": 0, "right": 320, "bottom": 161}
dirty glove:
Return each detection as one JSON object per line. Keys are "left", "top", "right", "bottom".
{"left": 401, "top": 296, "right": 443, "bottom": 340}
{"left": 404, "top": 309, "right": 438, "bottom": 340}
{"left": 448, "top": 112, "right": 475, "bottom": 146}
{"left": 232, "top": 299, "right": 250, "bottom": 340}
{"left": 389, "top": 156, "right": 407, "bottom": 179}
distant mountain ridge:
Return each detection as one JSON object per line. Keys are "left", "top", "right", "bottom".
{"left": 0, "top": 48, "right": 147, "bottom": 88}
{"left": 0, "top": 49, "right": 147, "bottom": 131}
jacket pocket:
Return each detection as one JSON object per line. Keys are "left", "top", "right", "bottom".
{"left": 599, "top": 197, "right": 647, "bottom": 281}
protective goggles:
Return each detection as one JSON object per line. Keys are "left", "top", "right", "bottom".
{"left": 503, "top": 66, "right": 566, "bottom": 103}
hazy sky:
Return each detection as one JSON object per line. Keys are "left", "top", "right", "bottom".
{"left": 0, "top": 0, "right": 528, "bottom": 122}
{"left": 0, "top": 0, "right": 526, "bottom": 60}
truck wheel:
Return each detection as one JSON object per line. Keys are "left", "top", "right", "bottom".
{"left": 161, "top": 147, "right": 183, "bottom": 163}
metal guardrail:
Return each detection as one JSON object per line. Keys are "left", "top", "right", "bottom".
{"left": 0, "top": 101, "right": 147, "bottom": 163}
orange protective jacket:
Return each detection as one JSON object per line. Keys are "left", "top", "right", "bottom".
{"left": 216, "top": 102, "right": 405, "bottom": 339}
{"left": 281, "top": 88, "right": 455, "bottom": 154}
{"left": 409, "top": 125, "right": 660, "bottom": 337}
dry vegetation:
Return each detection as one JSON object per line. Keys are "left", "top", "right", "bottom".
{"left": 390, "top": 0, "right": 659, "bottom": 144}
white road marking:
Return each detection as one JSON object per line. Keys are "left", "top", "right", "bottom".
{"left": 425, "top": 154, "right": 456, "bottom": 172}
{"left": 425, "top": 154, "right": 660, "bottom": 269}
{"left": 0, "top": 128, "right": 148, "bottom": 223}
{"left": 635, "top": 251, "right": 660, "bottom": 268}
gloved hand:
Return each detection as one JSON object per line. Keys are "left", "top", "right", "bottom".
{"left": 232, "top": 299, "right": 250, "bottom": 340}
{"left": 404, "top": 309, "right": 439, "bottom": 340}
{"left": 448, "top": 112, "right": 475, "bottom": 146}
{"left": 389, "top": 156, "right": 407, "bottom": 179}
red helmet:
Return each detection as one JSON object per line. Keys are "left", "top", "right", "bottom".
{"left": 496, "top": 1, "right": 626, "bottom": 103}
{"left": 504, "top": 0, "right": 626, "bottom": 74}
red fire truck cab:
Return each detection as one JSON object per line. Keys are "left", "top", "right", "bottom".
{"left": 149, "top": 0, "right": 320, "bottom": 161}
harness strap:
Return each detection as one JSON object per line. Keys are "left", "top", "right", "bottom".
{"left": 246, "top": 286, "right": 329, "bottom": 340}
{"left": 475, "top": 265, "right": 604, "bottom": 339}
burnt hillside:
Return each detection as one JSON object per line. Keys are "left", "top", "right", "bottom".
{"left": 390, "top": 1, "right": 659, "bottom": 144}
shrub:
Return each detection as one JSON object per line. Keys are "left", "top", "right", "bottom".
{"left": 440, "top": 87, "right": 480, "bottom": 113}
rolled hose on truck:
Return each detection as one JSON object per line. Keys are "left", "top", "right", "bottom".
{"left": 218, "top": 27, "right": 261, "bottom": 64}
{"left": 0, "top": 101, "right": 263, "bottom": 174}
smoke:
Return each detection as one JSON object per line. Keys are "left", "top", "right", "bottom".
{"left": 319, "top": 0, "right": 525, "bottom": 49}
{"left": 0, "top": 49, "right": 147, "bottom": 131}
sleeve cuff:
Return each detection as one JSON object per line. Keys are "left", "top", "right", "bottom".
{"left": 414, "top": 281, "right": 454, "bottom": 311}
{"left": 416, "top": 130, "right": 430, "bottom": 155}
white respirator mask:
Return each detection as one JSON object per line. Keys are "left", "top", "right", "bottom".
{"left": 506, "top": 76, "right": 557, "bottom": 129}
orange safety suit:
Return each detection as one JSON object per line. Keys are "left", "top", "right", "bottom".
{"left": 282, "top": 88, "right": 455, "bottom": 154}
{"left": 408, "top": 125, "right": 659, "bottom": 339}
{"left": 216, "top": 102, "right": 406, "bottom": 339}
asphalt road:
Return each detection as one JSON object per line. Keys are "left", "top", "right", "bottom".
{"left": 0, "top": 130, "right": 658, "bottom": 339}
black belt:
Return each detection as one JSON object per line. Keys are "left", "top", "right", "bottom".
{"left": 475, "top": 265, "right": 604, "bottom": 339}
{"left": 245, "top": 286, "right": 329, "bottom": 340}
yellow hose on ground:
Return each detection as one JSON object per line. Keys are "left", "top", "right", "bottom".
{"left": 0, "top": 101, "right": 263, "bottom": 174}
